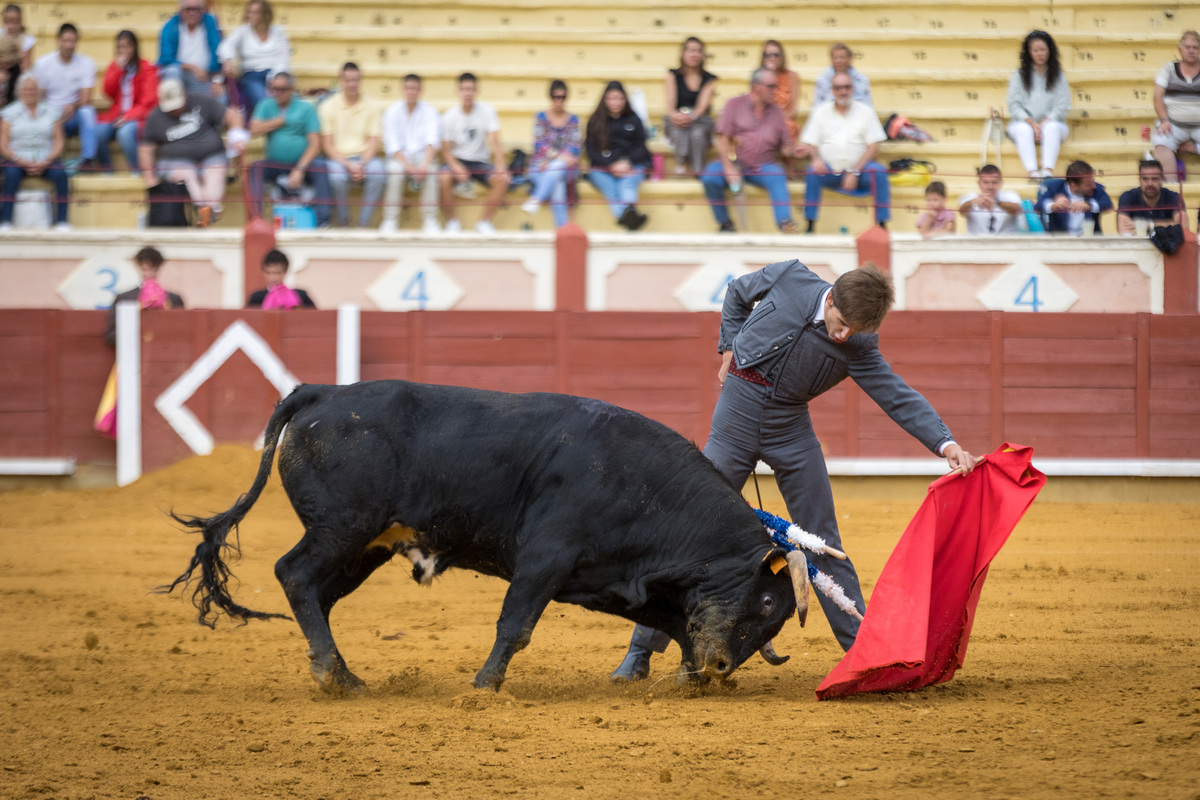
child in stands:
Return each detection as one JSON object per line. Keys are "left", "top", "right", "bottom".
{"left": 916, "top": 181, "right": 956, "bottom": 238}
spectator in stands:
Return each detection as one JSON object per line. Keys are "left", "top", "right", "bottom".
{"left": 249, "top": 70, "right": 332, "bottom": 228}
{"left": 585, "top": 80, "right": 651, "bottom": 231}
{"left": 759, "top": 39, "right": 800, "bottom": 140}
{"left": 320, "top": 62, "right": 386, "bottom": 228}
{"left": 217, "top": 0, "right": 290, "bottom": 115}
{"left": 699, "top": 67, "right": 799, "bottom": 234}
{"left": 104, "top": 246, "right": 184, "bottom": 346}
{"left": 139, "top": 77, "right": 248, "bottom": 227}
{"left": 440, "top": 72, "right": 509, "bottom": 235}
{"left": 1007, "top": 30, "right": 1070, "bottom": 180}
{"left": 522, "top": 79, "right": 581, "bottom": 228}
{"left": 246, "top": 248, "right": 315, "bottom": 308}
{"left": 1116, "top": 159, "right": 1185, "bottom": 235}
{"left": 96, "top": 31, "right": 157, "bottom": 176}
{"left": 958, "top": 164, "right": 1023, "bottom": 235}
{"left": 0, "top": 74, "right": 70, "bottom": 230}
{"left": 1151, "top": 31, "right": 1200, "bottom": 184}
{"left": 380, "top": 73, "right": 441, "bottom": 233}
{"left": 33, "top": 24, "right": 98, "bottom": 171}
{"left": 664, "top": 37, "right": 717, "bottom": 176}
{"left": 3, "top": 5, "right": 33, "bottom": 71}
{"left": 916, "top": 181, "right": 955, "bottom": 238}
{"left": 1037, "top": 159, "right": 1113, "bottom": 235}
{"left": 814, "top": 43, "right": 872, "bottom": 106}
{"left": 801, "top": 72, "right": 890, "bottom": 232}
{"left": 158, "top": 0, "right": 224, "bottom": 100}
{"left": 0, "top": 33, "right": 18, "bottom": 105}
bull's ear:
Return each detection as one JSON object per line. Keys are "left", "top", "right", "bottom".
{"left": 762, "top": 546, "right": 789, "bottom": 575}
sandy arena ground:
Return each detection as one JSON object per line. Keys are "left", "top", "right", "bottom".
{"left": 1, "top": 446, "right": 1197, "bottom": 799}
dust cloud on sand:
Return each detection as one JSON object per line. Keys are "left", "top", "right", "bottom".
{"left": 1, "top": 446, "right": 1197, "bottom": 798}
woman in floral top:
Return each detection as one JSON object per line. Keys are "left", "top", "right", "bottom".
{"left": 521, "top": 79, "right": 581, "bottom": 228}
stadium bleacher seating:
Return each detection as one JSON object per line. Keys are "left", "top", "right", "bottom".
{"left": 14, "top": 0, "right": 1190, "bottom": 233}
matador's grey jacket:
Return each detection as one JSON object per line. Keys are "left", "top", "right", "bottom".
{"left": 718, "top": 259, "right": 954, "bottom": 455}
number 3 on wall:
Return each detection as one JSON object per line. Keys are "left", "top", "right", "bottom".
{"left": 95, "top": 267, "right": 119, "bottom": 309}
{"left": 1014, "top": 275, "right": 1043, "bottom": 312}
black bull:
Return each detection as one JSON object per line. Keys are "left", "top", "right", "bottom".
{"left": 165, "top": 381, "right": 805, "bottom": 692}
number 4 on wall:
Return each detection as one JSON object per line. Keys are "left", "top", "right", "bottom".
{"left": 401, "top": 270, "right": 430, "bottom": 310}
{"left": 710, "top": 274, "right": 736, "bottom": 304}
{"left": 1014, "top": 275, "right": 1043, "bottom": 312}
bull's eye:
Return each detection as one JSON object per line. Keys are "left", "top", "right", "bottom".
{"left": 761, "top": 593, "right": 775, "bottom": 615}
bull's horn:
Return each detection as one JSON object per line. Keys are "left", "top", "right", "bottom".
{"left": 785, "top": 550, "right": 810, "bottom": 627}
{"left": 758, "top": 640, "right": 790, "bottom": 666}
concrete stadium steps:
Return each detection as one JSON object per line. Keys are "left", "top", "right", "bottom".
{"left": 40, "top": 0, "right": 1181, "bottom": 35}
{"left": 69, "top": 170, "right": 1198, "bottom": 235}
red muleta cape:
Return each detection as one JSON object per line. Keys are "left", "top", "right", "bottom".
{"left": 816, "top": 443, "right": 1046, "bottom": 699}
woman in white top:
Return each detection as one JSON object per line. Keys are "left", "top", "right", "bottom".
{"left": 1006, "top": 30, "right": 1071, "bottom": 180}
{"left": 0, "top": 74, "right": 70, "bottom": 230}
{"left": 3, "top": 4, "right": 34, "bottom": 71}
{"left": 218, "top": 0, "right": 290, "bottom": 113}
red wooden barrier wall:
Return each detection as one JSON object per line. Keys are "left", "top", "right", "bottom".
{"left": 2, "top": 310, "right": 1198, "bottom": 473}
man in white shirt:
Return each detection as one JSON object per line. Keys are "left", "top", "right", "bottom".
{"left": 439, "top": 72, "right": 509, "bottom": 234}
{"left": 32, "top": 24, "right": 97, "bottom": 169}
{"left": 380, "top": 74, "right": 441, "bottom": 233}
{"left": 958, "top": 164, "right": 1024, "bottom": 234}
{"left": 801, "top": 73, "right": 890, "bottom": 232}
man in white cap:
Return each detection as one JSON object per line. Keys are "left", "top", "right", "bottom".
{"left": 139, "top": 77, "right": 247, "bottom": 226}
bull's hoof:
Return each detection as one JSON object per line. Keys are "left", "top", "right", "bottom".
{"left": 472, "top": 672, "right": 505, "bottom": 692}
{"left": 310, "top": 660, "right": 367, "bottom": 696}
{"left": 674, "top": 664, "right": 712, "bottom": 686}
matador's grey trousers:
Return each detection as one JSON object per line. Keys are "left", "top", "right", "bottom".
{"left": 631, "top": 373, "right": 865, "bottom": 653}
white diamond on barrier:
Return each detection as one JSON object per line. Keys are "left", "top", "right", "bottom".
{"left": 155, "top": 320, "right": 300, "bottom": 456}
{"left": 976, "top": 259, "right": 1078, "bottom": 313}
{"left": 367, "top": 257, "right": 464, "bottom": 312}
{"left": 59, "top": 256, "right": 140, "bottom": 310}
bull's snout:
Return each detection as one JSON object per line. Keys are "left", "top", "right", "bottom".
{"left": 701, "top": 643, "right": 736, "bottom": 680}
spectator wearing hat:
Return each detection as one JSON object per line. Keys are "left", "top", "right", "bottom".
{"left": 139, "top": 76, "right": 248, "bottom": 227}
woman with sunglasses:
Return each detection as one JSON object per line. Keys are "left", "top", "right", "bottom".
{"left": 521, "top": 79, "right": 581, "bottom": 228}
{"left": 664, "top": 36, "right": 717, "bottom": 177}
{"left": 585, "top": 80, "right": 651, "bottom": 231}
{"left": 760, "top": 40, "right": 799, "bottom": 140}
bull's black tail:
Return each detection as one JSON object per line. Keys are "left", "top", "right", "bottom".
{"left": 158, "top": 384, "right": 328, "bottom": 627}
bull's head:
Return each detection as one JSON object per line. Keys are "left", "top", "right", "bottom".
{"left": 680, "top": 546, "right": 804, "bottom": 683}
